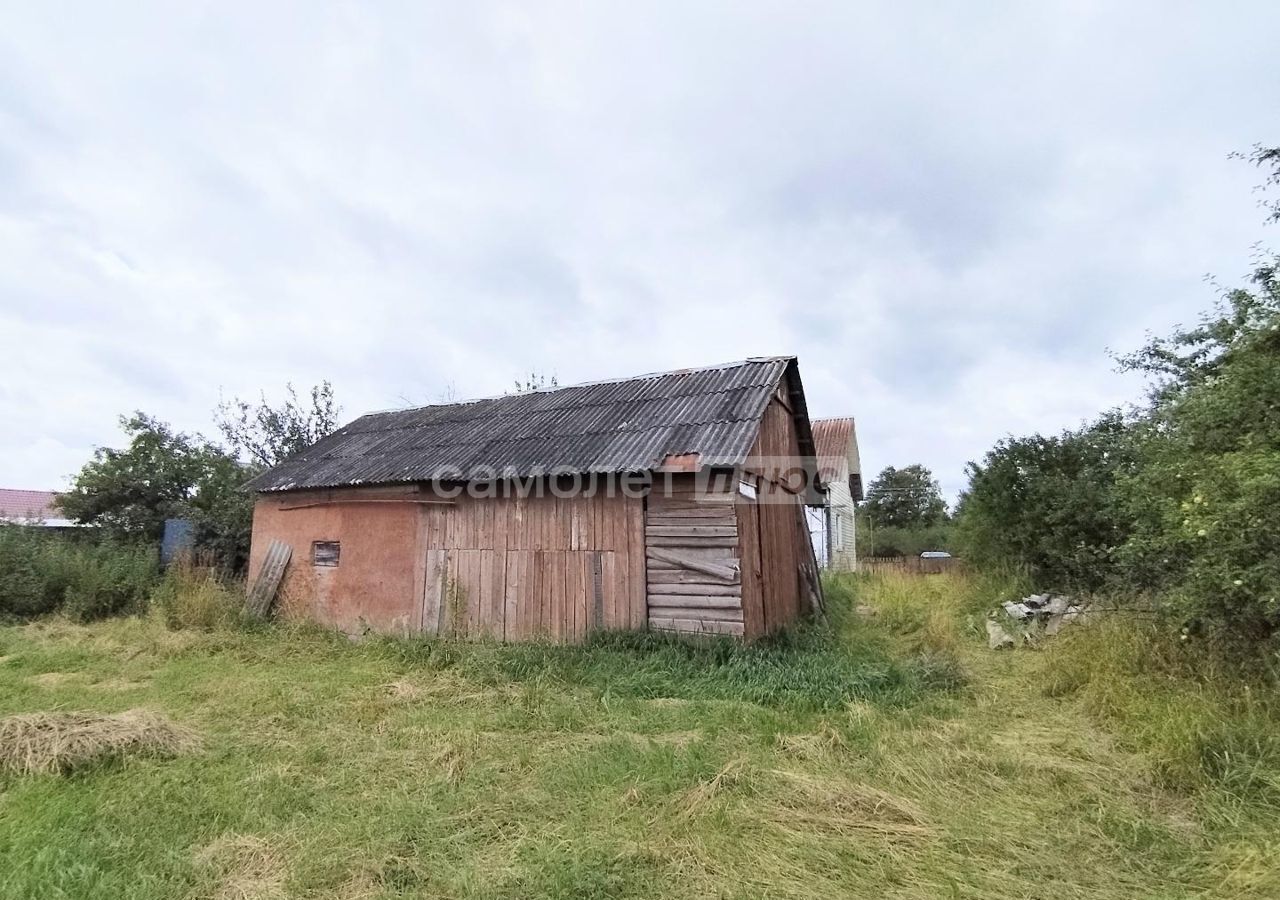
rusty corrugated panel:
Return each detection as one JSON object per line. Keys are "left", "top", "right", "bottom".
{"left": 246, "top": 357, "right": 803, "bottom": 492}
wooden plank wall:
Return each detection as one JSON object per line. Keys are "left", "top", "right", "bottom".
{"left": 645, "top": 475, "right": 745, "bottom": 637}
{"left": 421, "top": 485, "right": 646, "bottom": 642}
{"left": 738, "top": 396, "right": 812, "bottom": 636}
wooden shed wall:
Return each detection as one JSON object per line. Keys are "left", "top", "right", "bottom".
{"left": 737, "top": 395, "right": 816, "bottom": 637}
{"left": 249, "top": 481, "right": 645, "bottom": 641}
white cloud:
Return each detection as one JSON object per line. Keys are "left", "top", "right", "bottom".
{"left": 0, "top": 1, "right": 1276, "bottom": 503}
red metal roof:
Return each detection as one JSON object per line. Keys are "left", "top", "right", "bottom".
{"left": 0, "top": 489, "right": 63, "bottom": 522}
{"left": 810, "top": 417, "right": 863, "bottom": 500}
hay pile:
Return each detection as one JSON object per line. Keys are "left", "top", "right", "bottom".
{"left": 0, "top": 708, "right": 200, "bottom": 776}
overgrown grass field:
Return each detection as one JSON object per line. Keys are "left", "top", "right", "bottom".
{"left": 1, "top": 572, "right": 1278, "bottom": 898}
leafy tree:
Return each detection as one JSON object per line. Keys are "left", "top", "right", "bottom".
{"left": 58, "top": 414, "right": 252, "bottom": 570}
{"left": 59, "top": 414, "right": 226, "bottom": 541}
{"left": 863, "top": 464, "right": 947, "bottom": 529}
{"left": 1115, "top": 259, "right": 1280, "bottom": 637}
{"left": 215, "top": 381, "right": 340, "bottom": 469}
{"left": 954, "top": 414, "right": 1140, "bottom": 591}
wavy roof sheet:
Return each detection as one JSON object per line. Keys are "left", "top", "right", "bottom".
{"left": 247, "top": 357, "right": 812, "bottom": 493}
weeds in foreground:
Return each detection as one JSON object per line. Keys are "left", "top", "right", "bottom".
{"left": 149, "top": 564, "right": 245, "bottom": 631}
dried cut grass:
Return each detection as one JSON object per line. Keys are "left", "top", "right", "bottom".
{"left": 775, "top": 725, "right": 848, "bottom": 759}
{"left": 196, "top": 834, "right": 287, "bottom": 900}
{"left": 679, "top": 758, "right": 748, "bottom": 818}
{"left": 27, "top": 671, "right": 84, "bottom": 688}
{"left": 0, "top": 708, "right": 200, "bottom": 776}
{"left": 763, "top": 769, "right": 933, "bottom": 838}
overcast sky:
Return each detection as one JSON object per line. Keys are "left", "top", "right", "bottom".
{"left": 2, "top": 2, "right": 1276, "bottom": 501}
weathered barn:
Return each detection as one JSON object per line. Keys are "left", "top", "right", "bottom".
{"left": 245, "top": 357, "right": 824, "bottom": 641}
{"left": 809, "top": 417, "right": 864, "bottom": 571}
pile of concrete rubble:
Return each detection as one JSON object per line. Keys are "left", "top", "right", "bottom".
{"left": 986, "top": 593, "right": 1086, "bottom": 649}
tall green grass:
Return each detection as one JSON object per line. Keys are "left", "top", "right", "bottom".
{"left": 1042, "top": 614, "right": 1280, "bottom": 796}
{"left": 2, "top": 569, "right": 1279, "bottom": 898}
{"left": 149, "top": 564, "right": 246, "bottom": 631}
{"left": 373, "top": 579, "right": 967, "bottom": 713}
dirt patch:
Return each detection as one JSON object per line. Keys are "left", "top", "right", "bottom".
{"left": 196, "top": 834, "right": 286, "bottom": 900}
{"left": 0, "top": 708, "right": 200, "bottom": 776}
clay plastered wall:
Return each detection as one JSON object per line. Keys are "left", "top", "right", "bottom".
{"left": 249, "top": 487, "right": 426, "bottom": 635}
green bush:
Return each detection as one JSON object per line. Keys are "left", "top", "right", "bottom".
{"left": 0, "top": 527, "right": 157, "bottom": 622}
{"left": 0, "top": 530, "right": 49, "bottom": 617}
{"left": 61, "top": 542, "right": 158, "bottom": 622}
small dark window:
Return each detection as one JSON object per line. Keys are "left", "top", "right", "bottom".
{"left": 312, "top": 541, "right": 340, "bottom": 567}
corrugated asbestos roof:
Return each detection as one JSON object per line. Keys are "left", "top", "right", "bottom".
{"left": 247, "top": 357, "right": 810, "bottom": 493}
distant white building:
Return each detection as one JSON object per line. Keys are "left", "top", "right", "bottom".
{"left": 0, "top": 489, "right": 75, "bottom": 527}
{"left": 808, "top": 418, "right": 864, "bottom": 571}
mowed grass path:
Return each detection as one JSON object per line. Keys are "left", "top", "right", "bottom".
{"left": 0, "top": 575, "right": 1275, "bottom": 899}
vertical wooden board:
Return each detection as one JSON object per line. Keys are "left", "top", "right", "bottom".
{"left": 597, "top": 551, "right": 614, "bottom": 629}
{"left": 589, "top": 551, "right": 603, "bottom": 632}
{"left": 590, "top": 493, "right": 602, "bottom": 552}
{"left": 528, "top": 495, "right": 543, "bottom": 551}
{"left": 552, "top": 552, "right": 567, "bottom": 641}
{"left": 421, "top": 548, "right": 445, "bottom": 635}
{"left": 554, "top": 497, "right": 568, "bottom": 550}
{"left": 472, "top": 549, "right": 490, "bottom": 636}
{"left": 439, "top": 551, "right": 457, "bottom": 636}
{"left": 578, "top": 552, "right": 591, "bottom": 641}
{"left": 611, "top": 550, "right": 627, "bottom": 632}
{"left": 451, "top": 497, "right": 465, "bottom": 549}
{"left": 578, "top": 553, "right": 591, "bottom": 641}
{"left": 477, "top": 501, "right": 491, "bottom": 553}
{"left": 570, "top": 552, "right": 586, "bottom": 642}
{"left": 564, "top": 552, "right": 578, "bottom": 640}
{"left": 512, "top": 551, "right": 528, "bottom": 639}
{"left": 529, "top": 550, "right": 544, "bottom": 636}
{"left": 557, "top": 496, "right": 569, "bottom": 550}
{"left": 736, "top": 499, "right": 764, "bottom": 639}
{"left": 502, "top": 551, "right": 517, "bottom": 641}
{"left": 543, "top": 495, "right": 556, "bottom": 551}
{"left": 603, "top": 511, "right": 618, "bottom": 629}
{"left": 496, "top": 501, "right": 507, "bottom": 551}
{"left": 558, "top": 551, "right": 571, "bottom": 641}
{"left": 629, "top": 496, "right": 646, "bottom": 630}
{"left": 447, "top": 549, "right": 467, "bottom": 637}
{"left": 510, "top": 496, "right": 524, "bottom": 551}
{"left": 464, "top": 549, "right": 483, "bottom": 638}
{"left": 456, "top": 497, "right": 469, "bottom": 549}
{"left": 487, "top": 549, "right": 506, "bottom": 639}
{"left": 468, "top": 498, "right": 482, "bottom": 549}
{"left": 541, "top": 549, "right": 554, "bottom": 637}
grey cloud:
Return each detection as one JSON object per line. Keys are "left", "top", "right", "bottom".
{"left": 0, "top": 1, "right": 1277, "bottom": 503}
